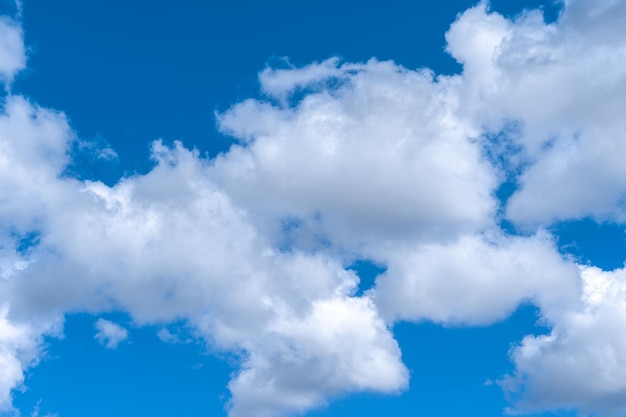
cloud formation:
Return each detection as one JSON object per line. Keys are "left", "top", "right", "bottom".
{"left": 94, "top": 319, "right": 129, "bottom": 349}
{"left": 0, "top": 306, "right": 59, "bottom": 412}
{"left": 0, "top": 98, "right": 407, "bottom": 416}
{"left": 443, "top": 1, "right": 626, "bottom": 225}
{"left": 505, "top": 265, "right": 626, "bottom": 416}
{"left": 2, "top": 1, "right": 626, "bottom": 417}
{"left": 215, "top": 58, "right": 496, "bottom": 254}
{"left": 0, "top": 17, "right": 25, "bottom": 84}
{"left": 372, "top": 231, "right": 580, "bottom": 326}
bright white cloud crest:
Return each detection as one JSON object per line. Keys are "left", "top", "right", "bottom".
{"left": 2, "top": 2, "right": 626, "bottom": 417}
{"left": 505, "top": 266, "right": 626, "bottom": 416}
{"left": 216, "top": 58, "right": 497, "bottom": 253}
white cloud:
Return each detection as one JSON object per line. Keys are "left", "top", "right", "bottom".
{"left": 3, "top": 1, "right": 626, "bottom": 417}
{"left": 0, "top": 96, "right": 74, "bottom": 236}
{"left": 30, "top": 399, "right": 58, "bottom": 417}
{"left": 212, "top": 3, "right": 626, "bottom": 414}
{"left": 0, "top": 16, "right": 25, "bottom": 85}
{"left": 0, "top": 306, "right": 34, "bottom": 412}
{"left": 372, "top": 231, "right": 580, "bottom": 326}
{"left": 0, "top": 306, "right": 60, "bottom": 413}
{"left": 94, "top": 319, "right": 128, "bottom": 349}
{"left": 215, "top": 58, "right": 497, "bottom": 254}
{"left": 0, "top": 94, "right": 69, "bottom": 414}
{"left": 156, "top": 328, "right": 185, "bottom": 344}
{"left": 226, "top": 297, "right": 407, "bottom": 417}
{"left": 258, "top": 57, "right": 347, "bottom": 105}
{"left": 504, "top": 265, "right": 626, "bottom": 416}
{"left": 1, "top": 105, "right": 407, "bottom": 416}
{"left": 443, "top": 2, "right": 626, "bottom": 226}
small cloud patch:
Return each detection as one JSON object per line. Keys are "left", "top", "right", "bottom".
{"left": 94, "top": 319, "right": 128, "bottom": 349}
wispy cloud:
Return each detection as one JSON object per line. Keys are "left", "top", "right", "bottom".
{"left": 0, "top": 16, "right": 24, "bottom": 86}
{"left": 94, "top": 319, "right": 129, "bottom": 349}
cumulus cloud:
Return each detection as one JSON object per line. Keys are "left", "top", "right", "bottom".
{"left": 0, "top": 94, "right": 71, "bottom": 413}
{"left": 504, "top": 265, "right": 626, "bottom": 416}
{"left": 0, "top": 306, "right": 60, "bottom": 413}
{"left": 226, "top": 297, "right": 407, "bottom": 417}
{"left": 372, "top": 231, "right": 580, "bottom": 326}
{"left": 215, "top": 58, "right": 497, "bottom": 254}
{"left": 3, "top": 1, "right": 626, "bottom": 417}
{"left": 94, "top": 319, "right": 129, "bottom": 349}
{"left": 440, "top": 3, "right": 626, "bottom": 413}
{"left": 442, "top": 1, "right": 626, "bottom": 225}
{"left": 0, "top": 95, "right": 406, "bottom": 416}
{"left": 213, "top": 3, "right": 626, "bottom": 414}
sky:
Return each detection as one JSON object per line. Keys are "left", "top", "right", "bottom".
{"left": 2, "top": 0, "right": 626, "bottom": 417}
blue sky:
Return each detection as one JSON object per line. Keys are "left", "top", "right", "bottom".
{"left": 2, "top": 1, "right": 626, "bottom": 417}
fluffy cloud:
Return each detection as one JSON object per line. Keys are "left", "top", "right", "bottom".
{"left": 443, "top": 2, "right": 626, "bottom": 225}
{"left": 372, "top": 231, "right": 580, "bottom": 326}
{"left": 226, "top": 297, "right": 407, "bottom": 417}
{"left": 0, "top": 96, "right": 406, "bottom": 416}
{"left": 94, "top": 319, "right": 128, "bottom": 349}
{"left": 504, "top": 266, "right": 626, "bottom": 416}
{"left": 3, "top": 1, "right": 626, "bottom": 417}
{"left": 0, "top": 307, "right": 35, "bottom": 411}
{"left": 0, "top": 96, "right": 73, "bottom": 236}
{"left": 0, "top": 95, "right": 72, "bottom": 413}
{"left": 214, "top": 3, "right": 626, "bottom": 414}
{"left": 215, "top": 58, "right": 497, "bottom": 254}
{"left": 440, "top": 4, "right": 626, "bottom": 413}
{"left": 0, "top": 306, "right": 60, "bottom": 413}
